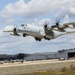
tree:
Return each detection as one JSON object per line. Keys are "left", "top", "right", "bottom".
{"left": 17, "top": 53, "right": 25, "bottom": 60}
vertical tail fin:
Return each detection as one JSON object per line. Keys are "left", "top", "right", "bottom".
{"left": 63, "top": 15, "right": 69, "bottom": 23}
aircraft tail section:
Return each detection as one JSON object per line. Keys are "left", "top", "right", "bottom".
{"left": 63, "top": 15, "right": 69, "bottom": 24}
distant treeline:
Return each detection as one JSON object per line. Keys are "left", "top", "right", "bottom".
{"left": 0, "top": 53, "right": 30, "bottom": 61}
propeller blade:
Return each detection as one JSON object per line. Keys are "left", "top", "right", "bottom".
{"left": 43, "top": 21, "right": 50, "bottom": 28}
{"left": 55, "top": 20, "right": 60, "bottom": 27}
{"left": 13, "top": 28, "right": 16, "bottom": 32}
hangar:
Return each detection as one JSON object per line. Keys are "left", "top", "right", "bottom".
{"left": 58, "top": 48, "right": 75, "bottom": 59}
{"left": 25, "top": 48, "right": 75, "bottom": 61}
{"left": 25, "top": 52, "right": 57, "bottom": 61}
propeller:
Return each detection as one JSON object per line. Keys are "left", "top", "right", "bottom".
{"left": 54, "top": 20, "right": 65, "bottom": 32}
{"left": 12, "top": 25, "right": 17, "bottom": 34}
{"left": 55, "top": 20, "right": 60, "bottom": 27}
{"left": 13, "top": 25, "right": 17, "bottom": 32}
{"left": 44, "top": 21, "right": 49, "bottom": 28}
{"left": 12, "top": 25, "right": 20, "bottom": 36}
{"left": 51, "top": 20, "right": 60, "bottom": 29}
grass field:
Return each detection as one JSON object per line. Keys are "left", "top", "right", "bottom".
{"left": 0, "top": 60, "right": 75, "bottom": 75}
{"left": 18, "top": 70, "right": 75, "bottom": 75}
{"left": 19, "top": 64, "right": 75, "bottom": 75}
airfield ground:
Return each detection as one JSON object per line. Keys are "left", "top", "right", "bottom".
{"left": 0, "top": 59, "right": 75, "bottom": 75}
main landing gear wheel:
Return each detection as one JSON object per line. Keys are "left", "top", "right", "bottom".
{"left": 44, "top": 36, "right": 50, "bottom": 40}
{"left": 35, "top": 37, "right": 41, "bottom": 41}
{"left": 23, "top": 34, "right": 27, "bottom": 37}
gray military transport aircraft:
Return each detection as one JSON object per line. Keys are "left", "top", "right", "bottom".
{"left": 3, "top": 15, "right": 75, "bottom": 41}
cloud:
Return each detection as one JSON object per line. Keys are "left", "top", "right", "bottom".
{"left": 0, "top": 18, "right": 15, "bottom": 27}
{"left": 38, "top": 18, "right": 51, "bottom": 25}
{"left": 0, "top": 0, "right": 28, "bottom": 18}
{"left": 0, "top": 0, "right": 75, "bottom": 18}
{"left": 32, "top": 18, "right": 52, "bottom": 26}
{"left": 5, "top": 18, "right": 15, "bottom": 24}
{"left": 4, "top": 25, "right": 14, "bottom": 30}
{"left": 54, "top": 0, "right": 75, "bottom": 18}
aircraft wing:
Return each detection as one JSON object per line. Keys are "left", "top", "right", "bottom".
{"left": 49, "top": 22, "right": 75, "bottom": 32}
{"left": 63, "top": 22, "right": 75, "bottom": 27}
{"left": 64, "top": 27, "right": 75, "bottom": 34}
{"left": 49, "top": 15, "right": 75, "bottom": 31}
{"left": 3, "top": 30, "right": 13, "bottom": 32}
{"left": 3, "top": 29, "right": 20, "bottom": 36}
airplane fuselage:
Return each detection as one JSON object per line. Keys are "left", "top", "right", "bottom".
{"left": 17, "top": 24, "right": 66, "bottom": 40}
{"left": 18, "top": 24, "right": 45, "bottom": 39}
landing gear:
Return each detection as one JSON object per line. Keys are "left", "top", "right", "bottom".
{"left": 35, "top": 37, "right": 41, "bottom": 41}
{"left": 44, "top": 36, "right": 46, "bottom": 39}
{"left": 44, "top": 36, "right": 50, "bottom": 40}
{"left": 47, "top": 38, "right": 50, "bottom": 40}
{"left": 23, "top": 34, "right": 27, "bottom": 37}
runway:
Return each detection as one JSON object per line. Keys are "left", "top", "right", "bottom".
{"left": 0, "top": 59, "right": 75, "bottom": 67}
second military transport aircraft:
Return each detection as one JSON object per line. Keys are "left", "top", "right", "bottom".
{"left": 3, "top": 15, "right": 75, "bottom": 41}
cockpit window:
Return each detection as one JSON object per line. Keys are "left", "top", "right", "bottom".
{"left": 21, "top": 24, "right": 27, "bottom": 26}
{"left": 25, "top": 24, "right": 27, "bottom": 26}
{"left": 21, "top": 24, "right": 24, "bottom": 26}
